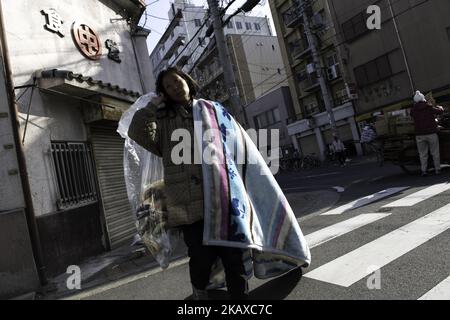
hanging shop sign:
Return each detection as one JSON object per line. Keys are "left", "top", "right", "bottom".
{"left": 72, "top": 22, "right": 102, "bottom": 60}
{"left": 105, "top": 39, "right": 121, "bottom": 63}
{"left": 40, "top": 9, "right": 121, "bottom": 62}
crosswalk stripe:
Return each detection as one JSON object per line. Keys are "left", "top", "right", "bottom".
{"left": 305, "top": 213, "right": 391, "bottom": 248}
{"left": 418, "top": 276, "right": 450, "bottom": 300}
{"left": 304, "top": 203, "right": 450, "bottom": 287}
{"left": 320, "top": 187, "right": 409, "bottom": 215}
{"left": 383, "top": 182, "right": 450, "bottom": 207}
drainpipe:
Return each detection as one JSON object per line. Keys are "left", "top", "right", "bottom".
{"left": 0, "top": 1, "right": 47, "bottom": 286}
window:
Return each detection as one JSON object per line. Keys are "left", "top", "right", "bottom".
{"left": 255, "top": 109, "right": 281, "bottom": 129}
{"left": 50, "top": 142, "right": 98, "bottom": 209}
{"left": 272, "top": 45, "right": 275, "bottom": 51}
{"left": 194, "top": 19, "right": 202, "bottom": 27}
{"left": 254, "top": 23, "right": 261, "bottom": 31}
{"left": 198, "top": 37, "right": 205, "bottom": 46}
{"left": 327, "top": 53, "right": 338, "bottom": 67}
{"left": 227, "top": 21, "right": 233, "bottom": 29}
{"left": 171, "top": 32, "right": 174, "bottom": 39}
{"left": 236, "top": 21, "right": 243, "bottom": 29}
{"left": 342, "top": 12, "right": 371, "bottom": 42}
{"left": 354, "top": 54, "right": 392, "bottom": 87}
{"left": 245, "top": 22, "right": 252, "bottom": 30}
{"left": 267, "top": 111, "right": 275, "bottom": 125}
{"left": 273, "top": 109, "right": 281, "bottom": 123}
{"left": 305, "top": 102, "right": 319, "bottom": 116}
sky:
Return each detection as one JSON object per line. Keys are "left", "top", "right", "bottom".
{"left": 141, "top": 0, "right": 276, "bottom": 55}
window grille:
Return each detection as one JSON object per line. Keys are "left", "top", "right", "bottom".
{"left": 50, "top": 142, "right": 98, "bottom": 209}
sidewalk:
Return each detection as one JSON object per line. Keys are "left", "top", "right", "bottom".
{"left": 38, "top": 240, "right": 189, "bottom": 300}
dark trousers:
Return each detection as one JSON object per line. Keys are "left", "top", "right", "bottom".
{"left": 182, "top": 220, "right": 249, "bottom": 299}
{"left": 336, "top": 151, "right": 346, "bottom": 165}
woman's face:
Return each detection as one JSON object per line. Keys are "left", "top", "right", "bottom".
{"left": 162, "top": 73, "right": 191, "bottom": 104}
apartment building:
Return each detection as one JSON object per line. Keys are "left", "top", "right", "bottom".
{"left": 191, "top": 33, "right": 288, "bottom": 125}
{"left": 328, "top": 0, "right": 450, "bottom": 128}
{"left": 270, "top": 0, "right": 362, "bottom": 159}
{"left": 150, "top": 0, "right": 272, "bottom": 79}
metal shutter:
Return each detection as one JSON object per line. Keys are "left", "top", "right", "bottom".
{"left": 299, "top": 134, "right": 320, "bottom": 156}
{"left": 90, "top": 126, "right": 136, "bottom": 249}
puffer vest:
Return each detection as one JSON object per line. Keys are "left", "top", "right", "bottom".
{"left": 128, "top": 101, "right": 204, "bottom": 228}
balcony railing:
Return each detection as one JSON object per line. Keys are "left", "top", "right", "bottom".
{"left": 290, "top": 38, "right": 310, "bottom": 59}
{"left": 301, "top": 76, "right": 320, "bottom": 92}
{"left": 162, "top": 32, "right": 187, "bottom": 61}
{"left": 282, "top": 3, "right": 302, "bottom": 28}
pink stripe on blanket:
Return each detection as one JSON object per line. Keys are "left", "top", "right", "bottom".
{"left": 272, "top": 198, "right": 288, "bottom": 248}
{"left": 203, "top": 100, "right": 229, "bottom": 239}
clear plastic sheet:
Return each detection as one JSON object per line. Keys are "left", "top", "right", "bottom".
{"left": 117, "top": 92, "right": 179, "bottom": 269}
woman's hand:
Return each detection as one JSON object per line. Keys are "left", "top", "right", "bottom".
{"left": 150, "top": 94, "right": 166, "bottom": 107}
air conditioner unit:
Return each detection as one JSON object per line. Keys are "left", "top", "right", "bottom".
{"left": 306, "top": 63, "right": 315, "bottom": 74}
{"left": 327, "top": 65, "right": 339, "bottom": 81}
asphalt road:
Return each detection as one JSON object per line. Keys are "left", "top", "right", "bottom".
{"left": 65, "top": 159, "right": 450, "bottom": 300}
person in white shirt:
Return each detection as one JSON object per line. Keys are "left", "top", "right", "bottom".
{"left": 331, "top": 135, "right": 346, "bottom": 167}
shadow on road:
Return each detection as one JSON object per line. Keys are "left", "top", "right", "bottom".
{"left": 248, "top": 267, "right": 303, "bottom": 300}
{"left": 183, "top": 267, "right": 303, "bottom": 300}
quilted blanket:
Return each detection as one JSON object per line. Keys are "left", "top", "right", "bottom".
{"left": 192, "top": 99, "right": 311, "bottom": 279}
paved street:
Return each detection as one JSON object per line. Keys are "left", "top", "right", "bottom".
{"left": 63, "top": 158, "right": 450, "bottom": 300}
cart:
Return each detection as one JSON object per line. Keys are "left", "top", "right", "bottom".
{"left": 380, "top": 112, "right": 450, "bottom": 174}
{"left": 382, "top": 130, "right": 450, "bottom": 174}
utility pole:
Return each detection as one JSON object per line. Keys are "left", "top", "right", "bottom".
{"left": 206, "top": 0, "right": 245, "bottom": 125}
{"left": 387, "top": 0, "right": 414, "bottom": 93}
{"left": 300, "top": 0, "right": 337, "bottom": 136}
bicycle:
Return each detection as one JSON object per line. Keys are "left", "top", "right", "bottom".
{"left": 301, "top": 153, "right": 321, "bottom": 169}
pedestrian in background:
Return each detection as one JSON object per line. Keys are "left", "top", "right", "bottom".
{"left": 360, "top": 124, "right": 384, "bottom": 166}
{"left": 331, "top": 135, "right": 346, "bottom": 167}
{"left": 410, "top": 90, "right": 444, "bottom": 176}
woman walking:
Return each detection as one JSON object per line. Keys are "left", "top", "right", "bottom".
{"left": 127, "top": 67, "right": 310, "bottom": 300}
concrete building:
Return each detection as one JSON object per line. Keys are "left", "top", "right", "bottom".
{"left": 245, "top": 86, "right": 296, "bottom": 157}
{"left": 191, "top": 33, "right": 289, "bottom": 125}
{"left": 328, "top": 0, "right": 450, "bottom": 127}
{"left": 0, "top": 26, "right": 41, "bottom": 299}
{"left": 150, "top": 0, "right": 273, "bottom": 79}
{"left": 0, "top": 0, "right": 153, "bottom": 297}
{"left": 269, "top": 0, "right": 362, "bottom": 159}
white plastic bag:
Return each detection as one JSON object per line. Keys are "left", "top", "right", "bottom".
{"left": 117, "top": 92, "right": 179, "bottom": 269}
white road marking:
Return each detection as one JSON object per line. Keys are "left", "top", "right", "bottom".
{"left": 418, "top": 275, "right": 450, "bottom": 300}
{"left": 305, "top": 213, "right": 391, "bottom": 248}
{"left": 305, "top": 203, "right": 450, "bottom": 287}
{"left": 305, "top": 172, "right": 340, "bottom": 179}
{"left": 332, "top": 186, "right": 345, "bottom": 193}
{"left": 383, "top": 182, "right": 450, "bottom": 207}
{"left": 321, "top": 187, "right": 409, "bottom": 215}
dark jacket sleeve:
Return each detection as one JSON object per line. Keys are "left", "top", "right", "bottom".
{"left": 432, "top": 105, "right": 444, "bottom": 115}
{"left": 127, "top": 104, "right": 163, "bottom": 157}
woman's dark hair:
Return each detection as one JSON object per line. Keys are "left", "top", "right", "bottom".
{"left": 155, "top": 67, "right": 199, "bottom": 107}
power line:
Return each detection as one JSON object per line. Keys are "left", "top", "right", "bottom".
{"left": 242, "top": 0, "right": 434, "bottom": 107}
{"left": 170, "top": 16, "right": 210, "bottom": 67}
{"left": 296, "top": 0, "right": 429, "bottom": 54}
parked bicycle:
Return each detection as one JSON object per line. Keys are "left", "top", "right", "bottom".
{"left": 301, "top": 153, "right": 321, "bottom": 169}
